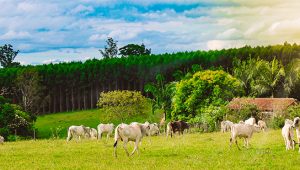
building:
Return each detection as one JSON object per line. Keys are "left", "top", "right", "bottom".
{"left": 228, "top": 98, "right": 298, "bottom": 117}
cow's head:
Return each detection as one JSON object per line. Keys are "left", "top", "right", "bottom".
{"left": 293, "top": 117, "right": 300, "bottom": 128}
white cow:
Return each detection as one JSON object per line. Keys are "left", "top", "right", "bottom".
{"left": 90, "top": 128, "right": 98, "bottom": 139}
{"left": 230, "top": 123, "right": 260, "bottom": 149}
{"left": 245, "top": 117, "right": 256, "bottom": 125}
{"left": 221, "top": 120, "right": 233, "bottom": 132}
{"left": 97, "top": 123, "right": 114, "bottom": 140}
{"left": 0, "top": 136, "right": 4, "bottom": 144}
{"left": 282, "top": 122, "right": 295, "bottom": 151}
{"left": 292, "top": 117, "right": 300, "bottom": 152}
{"left": 257, "top": 120, "right": 267, "bottom": 132}
{"left": 67, "top": 125, "right": 91, "bottom": 142}
{"left": 113, "top": 123, "right": 150, "bottom": 157}
{"left": 149, "top": 123, "right": 160, "bottom": 136}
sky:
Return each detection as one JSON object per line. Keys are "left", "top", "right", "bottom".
{"left": 1, "top": 0, "right": 300, "bottom": 65}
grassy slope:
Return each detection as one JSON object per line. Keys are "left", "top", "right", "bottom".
{"left": 35, "top": 109, "right": 161, "bottom": 139}
{"left": 0, "top": 130, "right": 299, "bottom": 169}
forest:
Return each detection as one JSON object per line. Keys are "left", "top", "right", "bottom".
{"left": 1, "top": 42, "right": 300, "bottom": 115}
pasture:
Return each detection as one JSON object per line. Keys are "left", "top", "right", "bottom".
{"left": 1, "top": 130, "right": 300, "bottom": 169}
{"left": 35, "top": 109, "right": 161, "bottom": 138}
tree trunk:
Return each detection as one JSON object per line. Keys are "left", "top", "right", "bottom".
{"left": 77, "top": 88, "right": 81, "bottom": 110}
{"left": 83, "top": 87, "right": 87, "bottom": 110}
{"left": 90, "top": 84, "right": 94, "bottom": 109}
{"left": 96, "top": 84, "right": 99, "bottom": 103}
{"left": 48, "top": 91, "right": 51, "bottom": 113}
{"left": 71, "top": 87, "right": 75, "bottom": 111}
{"left": 59, "top": 86, "right": 63, "bottom": 112}
{"left": 66, "top": 90, "right": 69, "bottom": 112}
{"left": 53, "top": 89, "right": 57, "bottom": 113}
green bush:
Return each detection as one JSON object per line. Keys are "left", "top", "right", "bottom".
{"left": 97, "top": 90, "right": 150, "bottom": 121}
{"left": 225, "top": 104, "right": 259, "bottom": 123}
{"left": 172, "top": 70, "right": 243, "bottom": 119}
{"left": 269, "top": 116, "right": 285, "bottom": 129}
{"left": 287, "top": 105, "right": 300, "bottom": 118}
{"left": 0, "top": 96, "right": 35, "bottom": 139}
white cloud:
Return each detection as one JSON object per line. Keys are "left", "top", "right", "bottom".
{"left": 1, "top": 0, "right": 300, "bottom": 65}
{"left": 69, "top": 4, "right": 94, "bottom": 15}
{"left": 0, "top": 30, "right": 31, "bottom": 40}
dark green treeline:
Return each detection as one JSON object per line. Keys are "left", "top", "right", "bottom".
{"left": 1, "top": 43, "right": 300, "bottom": 114}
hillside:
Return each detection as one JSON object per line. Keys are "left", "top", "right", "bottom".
{"left": 35, "top": 108, "right": 162, "bottom": 139}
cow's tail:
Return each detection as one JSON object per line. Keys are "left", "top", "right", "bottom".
{"left": 113, "top": 125, "right": 121, "bottom": 147}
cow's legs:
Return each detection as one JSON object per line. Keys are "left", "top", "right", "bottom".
{"left": 233, "top": 138, "right": 240, "bottom": 150}
{"left": 283, "top": 138, "right": 288, "bottom": 150}
{"left": 123, "top": 140, "right": 129, "bottom": 156}
{"left": 131, "top": 140, "right": 139, "bottom": 156}
{"left": 245, "top": 138, "right": 249, "bottom": 148}
{"left": 98, "top": 131, "right": 102, "bottom": 140}
{"left": 106, "top": 132, "right": 111, "bottom": 142}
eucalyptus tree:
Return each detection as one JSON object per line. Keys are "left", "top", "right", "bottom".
{"left": 99, "top": 37, "right": 118, "bottom": 59}
{"left": 0, "top": 44, "right": 20, "bottom": 68}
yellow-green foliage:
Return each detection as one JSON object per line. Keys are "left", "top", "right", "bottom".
{"left": 97, "top": 90, "right": 150, "bottom": 121}
{"left": 172, "top": 70, "right": 242, "bottom": 118}
{"left": 0, "top": 130, "right": 298, "bottom": 169}
{"left": 97, "top": 90, "right": 147, "bottom": 107}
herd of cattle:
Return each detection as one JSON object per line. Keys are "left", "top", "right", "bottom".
{"left": 222, "top": 117, "right": 300, "bottom": 152}
{"left": 1, "top": 117, "right": 300, "bottom": 155}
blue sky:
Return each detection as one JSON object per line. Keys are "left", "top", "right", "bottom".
{"left": 1, "top": 0, "right": 300, "bottom": 65}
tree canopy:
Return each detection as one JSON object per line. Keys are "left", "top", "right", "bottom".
{"left": 172, "top": 70, "right": 242, "bottom": 119}
{"left": 0, "top": 44, "right": 20, "bottom": 68}
{"left": 99, "top": 37, "right": 118, "bottom": 59}
{"left": 119, "top": 43, "right": 151, "bottom": 56}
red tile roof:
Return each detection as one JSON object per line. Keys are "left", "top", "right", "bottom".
{"left": 228, "top": 98, "right": 297, "bottom": 112}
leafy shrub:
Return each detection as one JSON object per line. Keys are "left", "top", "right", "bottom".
{"left": 269, "top": 116, "right": 285, "bottom": 129}
{"left": 287, "top": 104, "right": 300, "bottom": 118}
{"left": 225, "top": 104, "right": 259, "bottom": 123}
{"left": 7, "top": 135, "right": 23, "bottom": 141}
{"left": 0, "top": 96, "right": 35, "bottom": 139}
{"left": 172, "top": 70, "right": 243, "bottom": 118}
{"left": 97, "top": 90, "right": 150, "bottom": 121}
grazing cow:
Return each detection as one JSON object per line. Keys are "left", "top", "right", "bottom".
{"left": 257, "top": 120, "right": 267, "bottom": 132}
{"left": 67, "top": 125, "right": 91, "bottom": 142}
{"left": 113, "top": 123, "right": 150, "bottom": 157}
{"left": 0, "top": 136, "right": 4, "bottom": 144}
{"left": 292, "top": 117, "right": 300, "bottom": 152}
{"left": 230, "top": 123, "right": 260, "bottom": 149}
{"left": 90, "top": 128, "right": 98, "bottom": 139}
{"left": 97, "top": 123, "right": 114, "bottom": 140}
{"left": 245, "top": 117, "right": 256, "bottom": 125}
{"left": 149, "top": 123, "right": 160, "bottom": 136}
{"left": 221, "top": 120, "right": 233, "bottom": 133}
{"left": 282, "top": 122, "right": 295, "bottom": 151}
{"left": 168, "top": 120, "right": 190, "bottom": 137}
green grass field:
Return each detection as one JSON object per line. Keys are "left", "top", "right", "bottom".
{"left": 35, "top": 109, "right": 161, "bottom": 139}
{"left": 1, "top": 130, "right": 299, "bottom": 169}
